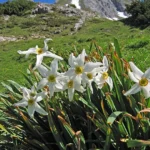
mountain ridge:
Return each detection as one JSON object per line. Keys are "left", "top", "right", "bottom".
{"left": 56, "top": 0, "right": 134, "bottom": 19}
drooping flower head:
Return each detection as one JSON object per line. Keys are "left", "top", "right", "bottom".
{"left": 18, "top": 38, "right": 63, "bottom": 69}
{"left": 124, "top": 62, "right": 150, "bottom": 99}
{"left": 14, "top": 86, "right": 48, "bottom": 118}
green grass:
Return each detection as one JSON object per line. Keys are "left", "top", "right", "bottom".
{"left": 0, "top": 13, "right": 150, "bottom": 91}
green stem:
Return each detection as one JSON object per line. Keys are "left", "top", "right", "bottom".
{"left": 45, "top": 96, "right": 66, "bottom": 150}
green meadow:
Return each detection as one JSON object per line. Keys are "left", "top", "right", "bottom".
{"left": 0, "top": 13, "right": 150, "bottom": 92}
{"left": 1, "top": 8, "right": 150, "bottom": 149}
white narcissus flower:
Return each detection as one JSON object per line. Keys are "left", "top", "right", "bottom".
{"left": 18, "top": 38, "right": 63, "bottom": 69}
{"left": 82, "top": 67, "right": 104, "bottom": 93}
{"left": 37, "top": 59, "right": 63, "bottom": 97}
{"left": 124, "top": 62, "right": 150, "bottom": 99}
{"left": 66, "top": 49, "right": 102, "bottom": 84}
{"left": 94, "top": 56, "right": 113, "bottom": 90}
{"left": 14, "top": 86, "right": 47, "bottom": 118}
{"left": 62, "top": 76, "right": 85, "bottom": 101}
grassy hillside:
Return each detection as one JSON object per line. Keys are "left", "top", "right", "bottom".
{"left": 0, "top": 12, "right": 150, "bottom": 92}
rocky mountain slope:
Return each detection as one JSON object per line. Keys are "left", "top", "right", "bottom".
{"left": 56, "top": 0, "right": 134, "bottom": 19}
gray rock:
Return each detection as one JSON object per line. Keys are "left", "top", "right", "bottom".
{"left": 56, "top": 0, "right": 134, "bottom": 19}
{"left": 74, "top": 19, "right": 83, "bottom": 31}
{"left": 0, "top": 36, "right": 17, "bottom": 42}
{"left": 32, "top": 3, "right": 53, "bottom": 14}
{"left": 3, "top": 15, "right": 10, "bottom": 21}
{"left": 54, "top": 29, "right": 62, "bottom": 34}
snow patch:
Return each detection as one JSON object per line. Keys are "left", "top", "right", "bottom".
{"left": 106, "top": 17, "right": 118, "bottom": 21}
{"left": 112, "top": 17, "right": 118, "bottom": 20}
{"left": 71, "top": 0, "right": 81, "bottom": 9}
{"left": 106, "top": 17, "right": 113, "bottom": 21}
{"left": 106, "top": 11, "right": 129, "bottom": 21}
{"left": 117, "top": 11, "right": 128, "bottom": 18}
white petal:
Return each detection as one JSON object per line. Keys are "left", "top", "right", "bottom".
{"left": 51, "top": 59, "right": 58, "bottom": 74}
{"left": 22, "top": 88, "right": 30, "bottom": 99}
{"left": 68, "top": 88, "right": 74, "bottom": 101}
{"left": 55, "top": 82, "right": 63, "bottom": 90}
{"left": 31, "top": 86, "right": 36, "bottom": 93}
{"left": 124, "top": 84, "right": 141, "bottom": 96}
{"left": 143, "top": 68, "right": 150, "bottom": 78}
{"left": 36, "top": 45, "right": 39, "bottom": 49}
{"left": 82, "top": 73, "right": 88, "bottom": 83}
{"left": 68, "top": 53, "right": 76, "bottom": 67}
{"left": 77, "top": 86, "right": 85, "bottom": 93}
{"left": 36, "top": 96, "right": 43, "bottom": 102}
{"left": 106, "top": 77, "right": 113, "bottom": 91}
{"left": 84, "top": 62, "right": 101, "bottom": 72}
{"left": 13, "top": 99, "right": 28, "bottom": 107}
{"left": 65, "top": 69, "right": 75, "bottom": 77}
{"left": 74, "top": 78, "right": 85, "bottom": 93}
{"left": 36, "top": 92, "right": 46, "bottom": 102}
{"left": 77, "top": 49, "right": 86, "bottom": 66}
{"left": 37, "top": 65, "right": 48, "bottom": 77}
{"left": 74, "top": 75, "right": 82, "bottom": 85}
{"left": 28, "top": 104, "right": 35, "bottom": 118}
{"left": 97, "top": 83, "right": 104, "bottom": 89}
{"left": 34, "top": 54, "right": 44, "bottom": 69}
{"left": 37, "top": 78, "right": 48, "bottom": 90}
{"left": 103, "top": 56, "right": 109, "bottom": 68}
{"left": 48, "top": 83, "right": 55, "bottom": 97}
{"left": 141, "top": 84, "right": 150, "bottom": 99}
{"left": 129, "top": 62, "right": 143, "bottom": 79}
{"left": 128, "top": 70, "right": 139, "bottom": 83}
{"left": 18, "top": 48, "right": 36, "bottom": 55}
{"left": 43, "top": 51, "right": 63, "bottom": 60}
{"left": 35, "top": 103, "right": 48, "bottom": 115}
{"left": 92, "top": 65, "right": 104, "bottom": 73}
{"left": 43, "top": 38, "right": 52, "bottom": 51}
{"left": 82, "top": 80, "right": 87, "bottom": 87}
{"left": 94, "top": 73, "right": 101, "bottom": 83}
{"left": 95, "top": 74, "right": 105, "bottom": 85}
{"left": 88, "top": 81, "right": 93, "bottom": 93}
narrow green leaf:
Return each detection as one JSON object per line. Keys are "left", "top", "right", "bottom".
{"left": 1, "top": 82, "right": 14, "bottom": 93}
{"left": 114, "top": 38, "right": 122, "bottom": 58}
{"left": 0, "top": 123, "right": 9, "bottom": 133}
{"left": 107, "top": 111, "right": 124, "bottom": 125}
{"left": 127, "top": 139, "right": 150, "bottom": 148}
{"left": 7, "top": 80, "right": 22, "bottom": 94}
{"left": 58, "top": 115, "right": 79, "bottom": 148}
{"left": 104, "top": 127, "right": 111, "bottom": 150}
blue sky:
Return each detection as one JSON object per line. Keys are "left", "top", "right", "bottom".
{"left": 0, "top": 0, "right": 55, "bottom": 4}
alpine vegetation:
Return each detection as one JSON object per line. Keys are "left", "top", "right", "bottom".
{"left": 1, "top": 38, "right": 150, "bottom": 150}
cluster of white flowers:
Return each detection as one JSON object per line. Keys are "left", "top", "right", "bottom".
{"left": 14, "top": 39, "right": 150, "bottom": 118}
{"left": 14, "top": 39, "right": 113, "bottom": 118}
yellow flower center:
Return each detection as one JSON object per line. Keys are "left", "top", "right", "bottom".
{"left": 48, "top": 75, "right": 56, "bottom": 82}
{"left": 67, "top": 80, "right": 74, "bottom": 88}
{"left": 75, "top": 66, "right": 83, "bottom": 75}
{"left": 28, "top": 99, "right": 35, "bottom": 105}
{"left": 87, "top": 73, "right": 93, "bottom": 80}
{"left": 139, "top": 78, "right": 148, "bottom": 86}
{"left": 102, "top": 72, "right": 108, "bottom": 80}
{"left": 30, "top": 92, "right": 36, "bottom": 97}
{"left": 36, "top": 48, "right": 43, "bottom": 55}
